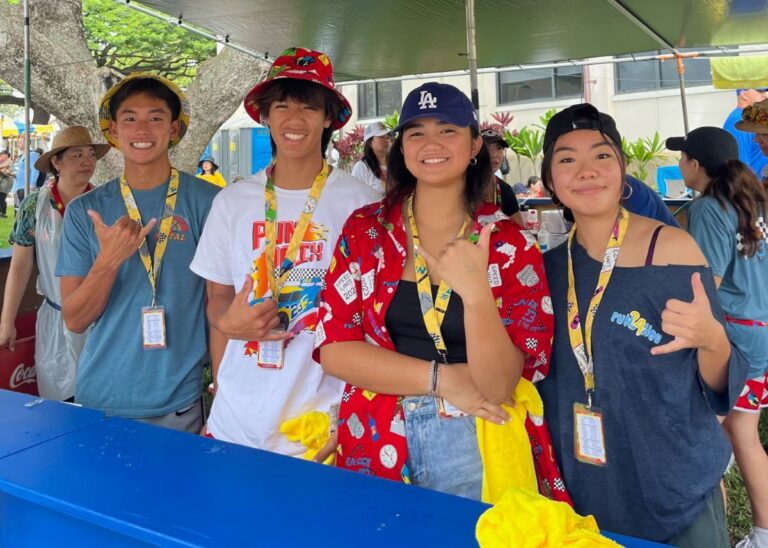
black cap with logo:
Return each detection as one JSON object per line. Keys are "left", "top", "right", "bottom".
{"left": 544, "top": 104, "right": 622, "bottom": 152}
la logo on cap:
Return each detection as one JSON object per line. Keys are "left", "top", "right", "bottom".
{"left": 418, "top": 90, "right": 437, "bottom": 110}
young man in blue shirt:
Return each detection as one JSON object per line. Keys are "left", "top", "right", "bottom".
{"left": 57, "top": 74, "right": 219, "bottom": 432}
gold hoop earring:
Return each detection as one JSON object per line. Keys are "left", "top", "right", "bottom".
{"left": 621, "top": 180, "right": 634, "bottom": 200}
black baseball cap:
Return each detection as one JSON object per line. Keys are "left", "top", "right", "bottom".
{"left": 543, "top": 104, "right": 622, "bottom": 152}
{"left": 481, "top": 129, "right": 509, "bottom": 148}
{"left": 665, "top": 127, "right": 739, "bottom": 171}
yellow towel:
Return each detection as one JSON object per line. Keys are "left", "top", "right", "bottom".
{"left": 476, "top": 488, "right": 621, "bottom": 547}
{"left": 279, "top": 411, "right": 334, "bottom": 464}
{"left": 476, "top": 378, "right": 542, "bottom": 504}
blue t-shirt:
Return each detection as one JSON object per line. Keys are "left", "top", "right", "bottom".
{"left": 724, "top": 107, "right": 768, "bottom": 178}
{"left": 625, "top": 175, "right": 679, "bottom": 227}
{"left": 56, "top": 172, "right": 219, "bottom": 418}
{"left": 688, "top": 196, "right": 768, "bottom": 377}
{"left": 12, "top": 151, "right": 40, "bottom": 192}
{"left": 539, "top": 240, "right": 748, "bottom": 543}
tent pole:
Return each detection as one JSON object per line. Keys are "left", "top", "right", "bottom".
{"left": 23, "top": 0, "right": 30, "bottom": 195}
{"left": 676, "top": 55, "right": 690, "bottom": 134}
{"left": 464, "top": 0, "right": 479, "bottom": 116}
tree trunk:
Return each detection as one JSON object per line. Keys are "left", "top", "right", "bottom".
{"left": 0, "top": 0, "right": 269, "bottom": 183}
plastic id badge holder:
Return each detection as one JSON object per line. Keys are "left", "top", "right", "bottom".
{"left": 258, "top": 333, "right": 285, "bottom": 369}
{"left": 142, "top": 306, "right": 167, "bottom": 350}
{"left": 573, "top": 402, "right": 607, "bottom": 466}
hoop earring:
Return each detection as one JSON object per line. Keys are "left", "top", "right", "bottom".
{"left": 469, "top": 157, "right": 477, "bottom": 166}
{"left": 621, "top": 180, "right": 634, "bottom": 200}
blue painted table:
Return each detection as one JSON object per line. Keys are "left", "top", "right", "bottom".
{"left": 0, "top": 390, "right": 666, "bottom": 546}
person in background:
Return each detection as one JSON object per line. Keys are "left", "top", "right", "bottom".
{"left": 512, "top": 175, "right": 537, "bottom": 197}
{"left": 735, "top": 97, "right": 768, "bottom": 186}
{"left": 723, "top": 88, "right": 768, "bottom": 178}
{"left": 538, "top": 104, "right": 747, "bottom": 547}
{"left": 351, "top": 121, "right": 390, "bottom": 196}
{"left": 668, "top": 126, "right": 768, "bottom": 548}
{"left": 481, "top": 129, "right": 522, "bottom": 224}
{"left": 11, "top": 138, "right": 40, "bottom": 211}
{"left": 57, "top": 74, "right": 219, "bottom": 432}
{"left": 527, "top": 174, "right": 546, "bottom": 197}
{"left": 197, "top": 156, "right": 227, "bottom": 188}
{"left": 0, "top": 149, "right": 13, "bottom": 217}
{"left": 0, "top": 126, "right": 109, "bottom": 401}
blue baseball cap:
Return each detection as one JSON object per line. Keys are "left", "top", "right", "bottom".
{"left": 395, "top": 82, "right": 478, "bottom": 133}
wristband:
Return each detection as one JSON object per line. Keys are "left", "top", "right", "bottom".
{"left": 328, "top": 404, "right": 339, "bottom": 436}
{"left": 428, "top": 360, "right": 440, "bottom": 396}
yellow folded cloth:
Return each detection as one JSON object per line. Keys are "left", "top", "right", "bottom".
{"left": 279, "top": 411, "right": 334, "bottom": 464}
{"left": 476, "top": 488, "right": 621, "bottom": 547}
{"left": 476, "top": 378, "right": 542, "bottom": 504}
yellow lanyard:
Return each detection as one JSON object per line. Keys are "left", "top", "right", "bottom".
{"left": 119, "top": 169, "right": 180, "bottom": 305}
{"left": 263, "top": 161, "right": 330, "bottom": 299}
{"left": 566, "top": 207, "right": 630, "bottom": 407}
{"left": 407, "top": 193, "right": 471, "bottom": 363}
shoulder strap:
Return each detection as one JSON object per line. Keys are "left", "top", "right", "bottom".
{"left": 644, "top": 225, "right": 664, "bottom": 266}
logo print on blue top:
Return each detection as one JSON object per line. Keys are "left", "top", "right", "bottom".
{"left": 418, "top": 91, "right": 437, "bottom": 110}
{"left": 610, "top": 310, "right": 662, "bottom": 344}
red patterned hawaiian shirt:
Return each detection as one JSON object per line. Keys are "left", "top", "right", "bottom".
{"left": 314, "top": 199, "right": 570, "bottom": 503}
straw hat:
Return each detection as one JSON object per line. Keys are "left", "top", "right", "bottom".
{"left": 98, "top": 73, "right": 191, "bottom": 148}
{"left": 34, "top": 126, "right": 111, "bottom": 173}
{"left": 735, "top": 98, "right": 768, "bottom": 134}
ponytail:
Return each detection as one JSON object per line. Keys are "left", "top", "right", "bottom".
{"left": 703, "top": 159, "right": 768, "bottom": 257}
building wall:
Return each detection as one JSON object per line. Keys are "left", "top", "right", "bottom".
{"left": 337, "top": 59, "right": 737, "bottom": 146}
{"left": 337, "top": 58, "right": 739, "bottom": 183}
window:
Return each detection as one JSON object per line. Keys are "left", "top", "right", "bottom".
{"left": 358, "top": 81, "right": 402, "bottom": 119}
{"left": 497, "top": 66, "right": 583, "bottom": 105}
{"left": 615, "top": 50, "right": 713, "bottom": 93}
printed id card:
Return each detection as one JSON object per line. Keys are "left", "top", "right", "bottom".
{"left": 142, "top": 306, "right": 167, "bottom": 350}
{"left": 258, "top": 335, "right": 285, "bottom": 369}
{"left": 438, "top": 398, "right": 469, "bottom": 418}
{"left": 573, "top": 402, "right": 607, "bottom": 466}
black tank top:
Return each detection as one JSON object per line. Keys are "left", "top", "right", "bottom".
{"left": 385, "top": 280, "right": 468, "bottom": 363}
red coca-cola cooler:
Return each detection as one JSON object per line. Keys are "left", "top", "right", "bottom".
{"left": 0, "top": 311, "right": 38, "bottom": 395}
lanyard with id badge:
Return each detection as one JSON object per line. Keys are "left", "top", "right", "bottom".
{"left": 254, "top": 161, "right": 330, "bottom": 369}
{"left": 565, "top": 206, "right": 630, "bottom": 467}
{"left": 407, "top": 193, "right": 472, "bottom": 418}
{"left": 120, "top": 169, "right": 180, "bottom": 350}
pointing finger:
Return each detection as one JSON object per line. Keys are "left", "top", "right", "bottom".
{"left": 691, "top": 272, "right": 709, "bottom": 305}
{"left": 86, "top": 209, "right": 107, "bottom": 230}
{"left": 476, "top": 223, "right": 495, "bottom": 252}
{"left": 415, "top": 244, "right": 437, "bottom": 273}
{"left": 138, "top": 218, "right": 157, "bottom": 239}
{"left": 239, "top": 275, "right": 254, "bottom": 302}
{"left": 650, "top": 338, "right": 684, "bottom": 356}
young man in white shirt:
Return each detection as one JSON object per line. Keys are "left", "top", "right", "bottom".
{"left": 191, "top": 47, "right": 379, "bottom": 454}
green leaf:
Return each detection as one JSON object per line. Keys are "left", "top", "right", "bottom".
{"left": 83, "top": 0, "right": 216, "bottom": 86}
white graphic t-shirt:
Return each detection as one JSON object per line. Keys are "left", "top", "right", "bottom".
{"left": 190, "top": 168, "right": 379, "bottom": 455}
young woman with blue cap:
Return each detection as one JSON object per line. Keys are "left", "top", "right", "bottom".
{"left": 314, "top": 83, "right": 569, "bottom": 502}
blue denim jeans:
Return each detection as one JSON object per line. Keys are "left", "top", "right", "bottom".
{"left": 402, "top": 395, "right": 482, "bottom": 500}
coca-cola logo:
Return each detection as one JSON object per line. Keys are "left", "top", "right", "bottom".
{"left": 10, "top": 362, "right": 36, "bottom": 389}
